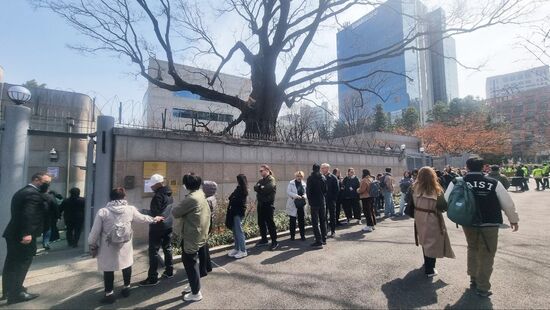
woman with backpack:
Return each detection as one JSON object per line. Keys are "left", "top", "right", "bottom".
{"left": 226, "top": 174, "right": 249, "bottom": 258}
{"left": 357, "top": 169, "right": 376, "bottom": 232}
{"left": 88, "top": 188, "right": 164, "bottom": 304}
{"left": 399, "top": 171, "right": 413, "bottom": 216}
{"left": 410, "top": 167, "right": 455, "bottom": 278}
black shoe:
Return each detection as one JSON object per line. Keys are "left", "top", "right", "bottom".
{"left": 322, "top": 239, "right": 327, "bottom": 245}
{"left": 300, "top": 236, "right": 306, "bottom": 241}
{"left": 0, "top": 295, "right": 6, "bottom": 301}
{"left": 44, "top": 245, "right": 51, "bottom": 251}
{"left": 330, "top": 232, "right": 335, "bottom": 238}
{"left": 270, "top": 242, "right": 279, "bottom": 251}
{"left": 139, "top": 278, "right": 159, "bottom": 287}
{"left": 290, "top": 236, "right": 295, "bottom": 241}
{"left": 100, "top": 294, "right": 116, "bottom": 304}
{"left": 121, "top": 287, "right": 131, "bottom": 298}
{"left": 310, "top": 241, "right": 323, "bottom": 248}
{"left": 162, "top": 271, "right": 174, "bottom": 279}
{"left": 470, "top": 280, "right": 477, "bottom": 289}
{"left": 7, "top": 292, "right": 39, "bottom": 305}
{"left": 255, "top": 240, "right": 269, "bottom": 247}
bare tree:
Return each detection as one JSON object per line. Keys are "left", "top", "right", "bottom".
{"left": 334, "top": 92, "right": 371, "bottom": 137}
{"left": 276, "top": 105, "right": 319, "bottom": 143}
{"left": 35, "top": 0, "right": 536, "bottom": 135}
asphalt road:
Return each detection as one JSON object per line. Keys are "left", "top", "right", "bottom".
{"left": 1, "top": 186, "right": 549, "bottom": 309}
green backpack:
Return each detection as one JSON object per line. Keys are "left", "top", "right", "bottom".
{"left": 447, "top": 177, "right": 481, "bottom": 227}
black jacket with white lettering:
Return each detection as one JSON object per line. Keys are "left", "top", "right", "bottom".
{"left": 463, "top": 172, "right": 503, "bottom": 224}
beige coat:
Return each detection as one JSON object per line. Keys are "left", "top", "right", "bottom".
{"left": 413, "top": 192, "right": 455, "bottom": 259}
{"left": 88, "top": 200, "right": 155, "bottom": 272}
{"left": 357, "top": 177, "right": 372, "bottom": 199}
{"left": 172, "top": 189, "right": 211, "bottom": 254}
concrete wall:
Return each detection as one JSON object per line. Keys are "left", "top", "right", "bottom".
{"left": 112, "top": 128, "right": 407, "bottom": 210}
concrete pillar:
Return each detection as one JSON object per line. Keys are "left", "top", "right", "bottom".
{"left": 0, "top": 105, "right": 31, "bottom": 271}
{"left": 82, "top": 136, "right": 95, "bottom": 253}
{"left": 92, "top": 116, "right": 115, "bottom": 219}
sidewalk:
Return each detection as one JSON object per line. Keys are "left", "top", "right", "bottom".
{"left": 1, "top": 187, "right": 549, "bottom": 309}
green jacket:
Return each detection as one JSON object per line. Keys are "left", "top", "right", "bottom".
{"left": 254, "top": 175, "right": 277, "bottom": 205}
{"left": 488, "top": 171, "right": 511, "bottom": 190}
{"left": 532, "top": 168, "right": 544, "bottom": 178}
{"left": 172, "top": 190, "right": 211, "bottom": 254}
{"left": 522, "top": 167, "right": 529, "bottom": 177}
{"left": 543, "top": 165, "right": 550, "bottom": 176}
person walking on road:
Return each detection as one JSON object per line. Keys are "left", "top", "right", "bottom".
{"left": 59, "top": 187, "right": 85, "bottom": 248}
{"left": 286, "top": 171, "right": 308, "bottom": 241}
{"left": 445, "top": 157, "right": 519, "bottom": 297}
{"left": 88, "top": 188, "right": 164, "bottom": 304}
{"left": 411, "top": 167, "right": 455, "bottom": 278}
{"left": 515, "top": 165, "right": 529, "bottom": 192}
{"left": 321, "top": 163, "right": 339, "bottom": 238}
{"left": 532, "top": 165, "right": 544, "bottom": 191}
{"left": 2, "top": 172, "right": 51, "bottom": 305}
{"left": 172, "top": 174, "right": 211, "bottom": 302}
{"left": 226, "top": 174, "right": 249, "bottom": 258}
{"left": 307, "top": 164, "right": 327, "bottom": 247}
{"left": 357, "top": 169, "right": 377, "bottom": 232}
{"left": 254, "top": 165, "right": 279, "bottom": 251}
{"left": 139, "top": 174, "right": 175, "bottom": 287}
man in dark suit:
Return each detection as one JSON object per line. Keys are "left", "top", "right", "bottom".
{"left": 2, "top": 172, "right": 51, "bottom": 305}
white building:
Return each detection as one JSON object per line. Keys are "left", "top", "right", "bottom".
{"left": 144, "top": 59, "right": 251, "bottom": 134}
{"left": 486, "top": 65, "right": 550, "bottom": 99}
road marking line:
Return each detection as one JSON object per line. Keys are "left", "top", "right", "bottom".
{"left": 211, "top": 260, "right": 230, "bottom": 274}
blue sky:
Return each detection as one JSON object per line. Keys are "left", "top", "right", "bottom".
{"left": 0, "top": 0, "right": 546, "bottom": 120}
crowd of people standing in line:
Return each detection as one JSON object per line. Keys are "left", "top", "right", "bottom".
{"left": 2, "top": 157, "right": 523, "bottom": 305}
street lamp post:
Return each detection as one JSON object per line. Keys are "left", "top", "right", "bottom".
{"left": 419, "top": 147, "right": 426, "bottom": 167}
{"left": 1, "top": 85, "right": 32, "bottom": 270}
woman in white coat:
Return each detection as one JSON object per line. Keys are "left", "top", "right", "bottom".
{"left": 286, "top": 171, "right": 308, "bottom": 241}
{"left": 88, "top": 188, "right": 163, "bottom": 304}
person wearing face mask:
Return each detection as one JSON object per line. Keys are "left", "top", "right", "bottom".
{"left": 2, "top": 172, "right": 51, "bottom": 305}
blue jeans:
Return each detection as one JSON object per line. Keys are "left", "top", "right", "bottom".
{"left": 383, "top": 191, "right": 394, "bottom": 216}
{"left": 232, "top": 216, "right": 246, "bottom": 252}
{"left": 42, "top": 229, "right": 51, "bottom": 248}
{"left": 399, "top": 193, "right": 406, "bottom": 216}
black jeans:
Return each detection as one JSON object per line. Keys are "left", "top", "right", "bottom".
{"left": 343, "top": 199, "right": 361, "bottom": 220}
{"left": 66, "top": 221, "right": 83, "bottom": 247}
{"left": 198, "top": 244, "right": 212, "bottom": 277}
{"left": 424, "top": 255, "right": 436, "bottom": 274}
{"left": 311, "top": 204, "right": 327, "bottom": 243}
{"left": 257, "top": 203, "right": 277, "bottom": 243}
{"left": 147, "top": 228, "right": 174, "bottom": 279}
{"left": 544, "top": 177, "right": 549, "bottom": 189}
{"left": 289, "top": 205, "right": 306, "bottom": 239}
{"left": 104, "top": 266, "right": 132, "bottom": 293}
{"left": 2, "top": 237, "right": 36, "bottom": 299}
{"left": 342, "top": 199, "right": 353, "bottom": 220}
{"left": 182, "top": 249, "right": 201, "bottom": 294}
{"left": 361, "top": 198, "right": 377, "bottom": 227}
{"left": 326, "top": 199, "right": 337, "bottom": 233}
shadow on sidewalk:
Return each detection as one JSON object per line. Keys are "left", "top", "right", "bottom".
{"left": 381, "top": 268, "right": 448, "bottom": 309}
{"left": 444, "top": 289, "right": 493, "bottom": 309}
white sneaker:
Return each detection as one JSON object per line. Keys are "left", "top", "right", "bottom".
{"left": 362, "top": 226, "right": 373, "bottom": 232}
{"left": 183, "top": 291, "right": 203, "bottom": 302}
{"left": 227, "top": 249, "right": 238, "bottom": 257}
{"left": 234, "top": 251, "right": 248, "bottom": 259}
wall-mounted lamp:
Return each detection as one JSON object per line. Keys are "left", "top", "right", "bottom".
{"left": 400, "top": 144, "right": 406, "bottom": 151}
{"left": 419, "top": 147, "right": 425, "bottom": 153}
{"left": 49, "top": 148, "right": 59, "bottom": 162}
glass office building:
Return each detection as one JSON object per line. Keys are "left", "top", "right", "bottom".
{"left": 337, "top": 0, "right": 458, "bottom": 125}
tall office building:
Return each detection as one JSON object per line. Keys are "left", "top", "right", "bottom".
{"left": 337, "top": 0, "right": 459, "bottom": 125}
{"left": 486, "top": 65, "right": 550, "bottom": 99}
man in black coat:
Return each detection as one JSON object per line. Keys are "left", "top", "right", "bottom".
{"left": 140, "top": 174, "right": 175, "bottom": 286}
{"left": 307, "top": 164, "right": 327, "bottom": 247}
{"left": 59, "top": 187, "right": 85, "bottom": 248}
{"left": 321, "top": 163, "right": 339, "bottom": 238}
{"left": 2, "top": 172, "right": 51, "bottom": 305}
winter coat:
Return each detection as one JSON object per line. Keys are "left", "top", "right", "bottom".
{"left": 488, "top": 171, "right": 511, "bottom": 190}
{"left": 412, "top": 191, "right": 455, "bottom": 259}
{"left": 286, "top": 180, "right": 308, "bottom": 217}
{"left": 382, "top": 173, "right": 395, "bottom": 193}
{"left": 3, "top": 185, "right": 46, "bottom": 240}
{"left": 172, "top": 190, "right": 211, "bottom": 255}
{"left": 60, "top": 196, "right": 85, "bottom": 226}
{"left": 324, "top": 173, "right": 339, "bottom": 203}
{"left": 88, "top": 200, "right": 155, "bottom": 272}
{"left": 357, "top": 176, "right": 372, "bottom": 199}
{"left": 342, "top": 176, "right": 360, "bottom": 200}
{"left": 149, "top": 186, "right": 174, "bottom": 231}
{"left": 306, "top": 172, "right": 327, "bottom": 207}
{"left": 254, "top": 175, "right": 277, "bottom": 205}
{"left": 228, "top": 186, "right": 248, "bottom": 218}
